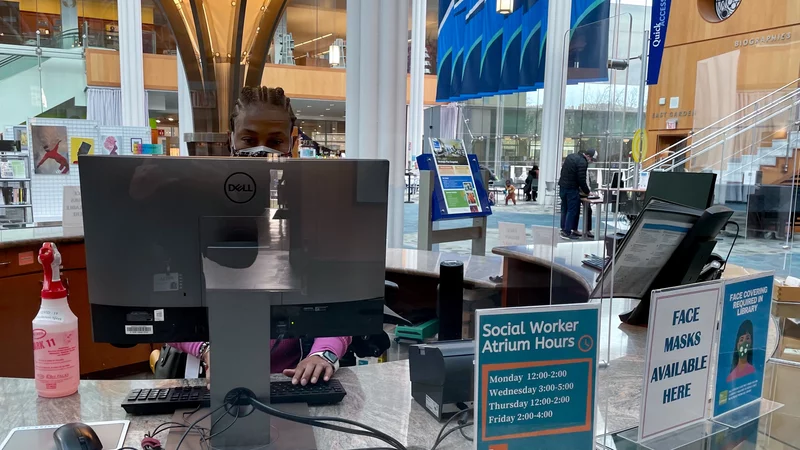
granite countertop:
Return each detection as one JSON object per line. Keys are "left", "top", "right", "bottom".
{"left": 0, "top": 358, "right": 646, "bottom": 450}
{"left": 0, "top": 361, "right": 472, "bottom": 450}
{"left": 492, "top": 241, "right": 606, "bottom": 290}
{"left": 2, "top": 329, "right": 796, "bottom": 449}
{"left": 0, "top": 226, "right": 83, "bottom": 250}
{"left": 385, "top": 248, "right": 503, "bottom": 289}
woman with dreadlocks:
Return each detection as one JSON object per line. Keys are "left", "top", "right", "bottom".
{"left": 170, "top": 86, "right": 351, "bottom": 387}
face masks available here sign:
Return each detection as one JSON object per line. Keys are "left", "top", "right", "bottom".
{"left": 475, "top": 304, "right": 599, "bottom": 450}
{"left": 638, "top": 282, "right": 721, "bottom": 440}
{"left": 713, "top": 273, "right": 773, "bottom": 417}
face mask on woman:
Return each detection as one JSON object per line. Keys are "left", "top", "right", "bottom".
{"left": 232, "top": 144, "right": 287, "bottom": 157}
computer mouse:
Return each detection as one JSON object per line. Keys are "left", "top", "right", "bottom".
{"left": 53, "top": 422, "right": 103, "bottom": 450}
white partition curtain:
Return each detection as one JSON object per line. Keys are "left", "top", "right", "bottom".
{"left": 440, "top": 103, "right": 460, "bottom": 140}
{"left": 87, "top": 88, "right": 122, "bottom": 126}
{"left": 87, "top": 88, "right": 150, "bottom": 127}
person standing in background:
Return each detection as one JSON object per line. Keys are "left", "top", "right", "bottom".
{"left": 558, "top": 149, "right": 597, "bottom": 239}
{"left": 523, "top": 168, "right": 534, "bottom": 201}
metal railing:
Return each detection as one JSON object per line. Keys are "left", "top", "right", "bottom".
{"left": 639, "top": 77, "right": 800, "bottom": 169}
{"left": 651, "top": 88, "right": 800, "bottom": 173}
{"left": 665, "top": 99, "right": 800, "bottom": 173}
{"left": 708, "top": 125, "right": 797, "bottom": 179}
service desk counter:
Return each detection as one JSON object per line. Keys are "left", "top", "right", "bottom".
{"left": 1, "top": 357, "right": 798, "bottom": 449}
{"left": 492, "top": 241, "right": 604, "bottom": 307}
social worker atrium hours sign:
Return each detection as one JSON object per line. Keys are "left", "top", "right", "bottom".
{"left": 475, "top": 304, "right": 600, "bottom": 450}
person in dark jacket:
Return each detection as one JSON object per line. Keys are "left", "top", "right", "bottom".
{"left": 523, "top": 165, "right": 539, "bottom": 201}
{"left": 558, "top": 149, "right": 597, "bottom": 239}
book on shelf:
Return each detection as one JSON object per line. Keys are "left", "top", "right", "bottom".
{"left": 0, "top": 186, "right": 27, "bottom": 205}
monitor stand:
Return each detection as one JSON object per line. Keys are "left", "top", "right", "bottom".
{"left": 167, "top": 289, "right": 318, "bottom": 449}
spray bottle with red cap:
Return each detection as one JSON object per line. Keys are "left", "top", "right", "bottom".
{"left": 32, "top": 242, "right": 79, "bottom": 397}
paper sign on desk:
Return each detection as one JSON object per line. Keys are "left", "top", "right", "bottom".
{"left": 475, "top": 304, "right": 600, "bottom": 450}
{"left": 498, "top": 222, "right": 527, "bottom": 246}
{"left": 638, "top": 281, "right": 722, "bottom": 441}
{"left": 62, "top": 186, "right": 83, "bottom": 230}
{"left": 712, "top": 273, "right": 774, "bottom": 417}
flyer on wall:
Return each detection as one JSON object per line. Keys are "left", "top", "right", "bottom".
{"left": 429, "top": 138, "right": 482, "bottom": 214}
{"left": 712, "top": 272, "right": 774, "bottom": 418}
{"left": 475, "top": 304, "right": 600, "bottom": 450}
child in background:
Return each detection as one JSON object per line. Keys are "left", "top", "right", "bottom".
{"left": 505, "top": 180, "right": 517, "bottom": 205}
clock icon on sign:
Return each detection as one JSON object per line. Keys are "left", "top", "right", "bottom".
{"left": 578, "top": 335, "right": 594, "bottom": 353}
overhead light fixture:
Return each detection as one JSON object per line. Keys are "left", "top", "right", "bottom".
{"left": 295, "top": 33, "right": 333, "bottom": 48}
{"left": 156, "top": 119, "right": 161, "bottom": 123}
{"left": 319, "top": 115, "right": 324, "bottom": 117}
{"left": 325, "top": 108, "right": 331, "bottom": 111}
{"left": 307, "top": 105, "right": 312, "bottom": 108}
{"left": 167, "top": 117, "right": 174, "bottom": 122}
{"left": 496, "top": 0, "right": 513, "bottom": 14}
{"left": 329, "top": 104, "right": 334, "bottom": 107}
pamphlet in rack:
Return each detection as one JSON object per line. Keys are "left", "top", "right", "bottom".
{"left": 417, "top": 138, "right": 492, "bottom": 221}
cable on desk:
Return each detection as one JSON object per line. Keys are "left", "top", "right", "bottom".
{"left": 203, "top": 400, "right": 241, "bottom": 442}
{"left": 458, "top": 424, "right": 472, "bottom": 442}
{"left": 243, "top": 390, "right": 407, "bottom": 450}
{"left": 174, "top": 404, "right": 228, "bottom": 450}
{"left": 430, "top": 422, "right": 473, "bottom": 450}
{"left": 432, "top": 408, "right": 472, "bottom": 446}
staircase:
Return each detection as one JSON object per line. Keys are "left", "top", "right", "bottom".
{"left": 631, "top": 79, "right": 800, "bottom": 240}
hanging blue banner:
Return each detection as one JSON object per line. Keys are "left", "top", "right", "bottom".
{"left": 475, "top": 304, "right": 600, "bottom": 449}
{"left": 712, "top": 273, "right": 774, "bottom": 417}
{"left": 437, "top": 0, "right": 610, "bottom": 100}
{"left": 498, "top": 1, "right": 523, "bottom": 93}
{"left": 519, "top": 0, "right": 546, "bottom": 90}
{"left": 568, "top": 0, "right": 611, "bottom": 84}
{"left": 459, "top": 0, "right": 486, "bottom": 98}
{"left": 479, "top": 0, "right": 506, "bottom": 94}
{"left": 436, "top": 0, "right": 455, "bottom": 101}
{"left": 646, "top": 0, "right": 672, "bottom": 85}
{"left": 449, "top": 1, "right": 468, "bottom": 101}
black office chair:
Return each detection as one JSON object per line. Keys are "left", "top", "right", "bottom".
{"left": 340, "top": 281, "right": 412, "bottom": 367}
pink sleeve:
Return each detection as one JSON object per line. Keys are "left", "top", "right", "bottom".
{"left": 169, "top": 342, "right": 203, "bottom": 358}
{"left": 309, "top": 336, "right": 352, "bottom": 359}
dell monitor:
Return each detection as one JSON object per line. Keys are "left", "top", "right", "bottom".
{"left": 644, "top": 171, "right": 717, "bottom": 210}
{"left": 80, "top": 155, "right": 391, "bottom": 448}
{"left": 79, "top": 155, "right": 389, "bottom": 345}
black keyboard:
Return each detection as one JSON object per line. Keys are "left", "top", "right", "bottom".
{"left": 121, "top": 380, "right": 347, "bottom": 415}
{"left": 582, "top": 255, "right": 610, "bottom": 271}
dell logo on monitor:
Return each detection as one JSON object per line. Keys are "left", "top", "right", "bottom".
{"left": 224, "top": 172, "right": 256, "bottom": 203}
